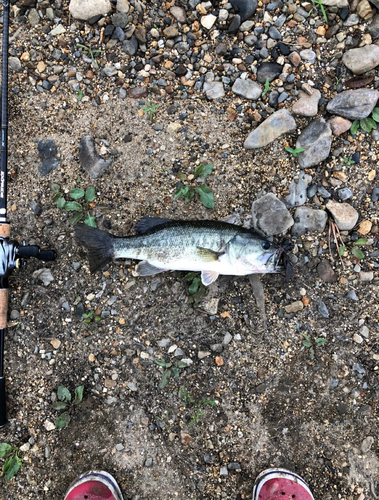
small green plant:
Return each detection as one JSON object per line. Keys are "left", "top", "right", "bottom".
{"left": 51, "top": 184, "right": 96, "bottom": 226}
{"left": 284, "top": 146, "right": 305, "bottom": 157}
{"left": 301, "top": 333, "right": 327, "bottom": 360}
{"left": 142, "top": 100, "right": 159, "bottom": 121}
{"left": 77, "top": 89, "right": 83, "bottom": 101}
{"left": 174, "top": 163, "right": 215, "bottom": 209}
{"left": 184, "top": 272, "right": 206, "bottom": 308}
{"left": 76, "top": 43, "right": 104, "bottom": 70}
{"left": 342, "top": 156, "right": 356, "bottom": 166}
{"left": 155, "top": 360, "right": 189, "bottom": 389}
{"left": 52, "top": 385, "right": 84, "bottom": 429}
{"left": 82, "top": 309, "right": 101, "bottom": 324}
{"left": 308, "top": 0, "right": 328, "bottom": 24}
{"left": 0, "top": 443, "right": 22, "bottom": 482}
{"left": 179, "top": 387, "right": 217, "bottom": 427}
{"left": 351, "top": 108, "right": 379, "bottom": 135}
{"left": 338, "top": 238, "right": 367, "bottom": 261}
{"left": 261, "top": 77, "right": 270, "bottom": 98}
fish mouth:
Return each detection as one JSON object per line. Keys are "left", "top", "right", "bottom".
{"left": 259, "top": 250, "right": 283, "bottom": 270}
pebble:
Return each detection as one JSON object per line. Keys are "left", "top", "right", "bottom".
{"left": 360, "top": 325, "right": 370, "bottom": 338}
{"left": 201, "top": 14, "right": 217, "bottom": 30}
{"left": 170, "top": 6, "right": 186, "bottom": 23}
{"left": 292, "top": 89, "right": 321, "bottom": 117}
{"left": 32, "top": 269, "right": 54, "bottom": 286}
{"left": 9, "top": 57, "right": 22, "bottom": 73}
{"left": 326, "top": 200, "right": 359, "bottom": 231}
{"left": 318, "top": 300, "right": 329, "bottom": 319}
{"left": 244, "top": 109, "right": 296, "bottom": 149}
{"left": 300, "top": 49, "right": 316, "bottom": 64}
{"left": 357, "top": 220, "right": 372, "bottom": 235}
{"left": 360, "top": 271, "right": 374, "bottom": 282}
{"left": 292, "top": 207, "right": 328, "bottom": 236}
{"left": 326, "top": 89, "right": 379, "bottom": 120}
{"left": 346, "top": 290, "right": 359, "bottom": 301}
{"left": 328, "top": 117, "right": 352, "bottom": 136}
{"left": 232, "top": 78, "right": 262, "bottom": 100}
{"left": 69, "top": 0, "right": 112, "bottom": 21}
{"left": 353, "top": 333, "right": 363, "bottom": 344}
{"left": 79, "top": 135, "right": 112, "bottom": 179}
{"left": 361, "top": 436, "right": 375, "bottom": 453}
{"left": 296, "top": 118, "right": 332, "bottom": 168}
{"left": 342, "top": 45, "right": 379, "bottom": 74}
{"left": 163, "top": 26, "right": 179, "bottom": 39}
{"left": 338, "top": 188, "right": 353, "bottom": 201}
{"left": 286, "top": 172, "right": 312, "bottom": 208}
{"left": 284, "top": 301, "right": 304, "bottom": 314}
{"left": 256, "top": 62, "right": 283, "bottom": 83}
{"left": 203, "top": 81, "right": 225, "bottom": 100}
{"left": 252, "top": 193, "right": 294, "bottom": 236}
{"left": 37, "top": 139, "right": 59, "bottom": 176}
{"left": 317, "top": 260, "right": 337, "bottom": 283}
{"left": 230, "top": 0, "right": 257, "bottom": 21}
{"left": 144, "top": 457, "right": 153, "bottom": 467}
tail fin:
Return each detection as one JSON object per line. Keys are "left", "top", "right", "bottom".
{"left": 75, "top": 224, "right": 114, "bottom": 273}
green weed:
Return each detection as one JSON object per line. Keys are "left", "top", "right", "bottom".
{"left": 285, "top": 146, "right": 305, "bottom": 157}
{"left": 308, "top": 0, "right": 328, "bottom": 24}
{"left": 0, "top": 443, "right": 22, "bottom": 482}
{"left": 155, "top": 360, "right": 189, "bottom": 389}
{"left": 174, "top": 163, "right": 215, "bottom": 209}
{"left": 143, "top": 100, "right": 159, "bottom": 121}
{"left": 82, "top": 309, "right": 101, "bottom": 324}
{"left": 76, "top": 43, "right": 104, "bottom": 70}
{"left": 350, "top": 108, "right": 379, "bottom": 135}
{"left": 261, "top": 77, "right": 270, "bottom": 98}
{"left": 51, "top": 184, "right": 96, "bottom": 226}
{"left": 342, "top": 156, "right": 356, "bottom": 166}
{"left": 301, "top": 333, "right": 327, "bottom": 360}
{"left": 184, "top": 272, "right": 206, "bottom": 309}
{"left": 179, "top": 387, "right": 217, "bottom": 427}
{"left": 52, "top": 385, "right": 84, "bottom": 429}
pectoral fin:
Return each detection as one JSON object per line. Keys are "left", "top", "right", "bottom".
{"left": 196, "top": 247, "right": 222, "bottom": 262}
{"left": 201, "top": 270, "right": 219, "bottom": 286}
{"left": 135, "top": 261, "right": 167, "bottom": 276}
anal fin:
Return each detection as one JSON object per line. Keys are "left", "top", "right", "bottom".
{"left": 201, "top": 270, "right": 219, "bottom": 286}
{"left": 135, "top": 261, "right": 167, "bottom": 276}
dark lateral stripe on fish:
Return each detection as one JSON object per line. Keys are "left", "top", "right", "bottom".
{"left": 75, "top": 224, "right": 114, "bottom": 273}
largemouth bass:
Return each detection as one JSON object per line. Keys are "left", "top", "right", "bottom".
{"left": 75, "top": 218, "right": 286, "bottom": 286}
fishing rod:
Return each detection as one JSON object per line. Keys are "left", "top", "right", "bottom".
{"left": 0, "top": 0, "right": 56, "bottom": 428}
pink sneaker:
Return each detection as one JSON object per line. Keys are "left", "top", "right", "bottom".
{"left": 252, "top": 468, "right": 315, "bottom": 500}
{"left": 64, "top": 471, "right": 123, "bottom": 500}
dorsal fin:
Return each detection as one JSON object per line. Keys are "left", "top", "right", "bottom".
{"left": 134, "top": 217, "right": 173, "bottom": 234}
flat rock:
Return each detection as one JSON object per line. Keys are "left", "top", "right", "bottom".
{"left": 322, "top": 0, "right": 348, "bottom": 5}
{"left": 79, "top": 135, "right": 112, "bottom": 179}
{"left": 33, "top": 269, "right": 54, "bottom": 286}
{"left": 328, "top": 116, "right": 352, "bottom": 135}
{"left": 69, "top": 0, "right": 111, "bottom": 20}
{"left": 170, "top": 6, "right": 186, "bottom": 23}
{"left": 257, "top": 62, "right": 283, "bottom": 83}
{"left": 368, "top": 14, "right": 379, "bottom": 38}
{"left": 286, "top": 172, "right": 312, "bottom": 208}
{"left": 37, "top": 139, "right": 59, "bottom": 176}
{"left": 203, "top": 81, "right": 225, "bottom": 99}
{"left": 232, "top": 78, "right": 262, "bottom": 100}
{"left": 326, "top": 89, "right": 379, "bottom": 120}
{"left": 122, "top": 37, "right": 138, "bottom": 56}
{"left": 244, "top": 109, "right": 296, "bottom": 149}
{"left": 317, "top": 260, "right": 337, "bottom": 283}
{"left": 252, "top": 193, "right": 294, "bottom": 236}
{"left": 326, "top": 200, "right": 359, "bottom": 230}
{"left": 201, "top": 14, "right": 217, "bottom": 30}
{"left": 230, "top": 0, "right": 258, "bottom": 21}
{"left": 292, "top": 89, "right": 321, "bottom": 117}
{"left": 291, "top": 207, "right": 328, "bottom": 236}
{"left": 127, "top": 86, "right": 148, "bottom": 99}
{"left": 296, "top": 118, "right": 332, "bottom": 168}
{"left": 342, "top": 45, "right": 379, "bottom": 74}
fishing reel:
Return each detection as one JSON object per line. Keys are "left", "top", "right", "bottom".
{"left": 0, "top": 237, "right": 56, "bottom": 282}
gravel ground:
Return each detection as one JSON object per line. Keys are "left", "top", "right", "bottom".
{"left": 1, "top": 1, "right": 379, "bottom": 499}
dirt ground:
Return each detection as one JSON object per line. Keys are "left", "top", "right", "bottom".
{"left": 0, "top": 2, "right": 379, "bottom": 500}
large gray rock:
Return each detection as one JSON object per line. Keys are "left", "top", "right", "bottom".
{"left": 69, "top": 0, "right": 112, "bottom": 20}
{"left": 286, "top": 172, "right": 312, "bottom": 208}
{"left": 342, "top": 45, "right": 379, "bottom": 75}
{"left": 291, "top": 207, "right": 328, "bottom": 236}
{"left": 252, "top": 193, "right": 294, "bottom": 236}
{"left": 79, "top": 135, "right": 112, "bottom": 179}
{"left": 326, "top": 89, "right": 379, "bottom": 120}
{"left": 368, "top": 14, "right": 379, "bottom": 38}
{"left": 244, "top": 109, "right": 296, "bottom": 149}
{"left": 296, "top": 118, "right": 332, "bottom": 168}
{"left": 232, "top": 78, "right": 262, "bottom": 100}
{"left": 230, "top": 0, "right": 258, "bottom": 21}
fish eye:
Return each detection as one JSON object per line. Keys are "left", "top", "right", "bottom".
{"left": 261, "top": 241, "right": 271, "bottom": 250}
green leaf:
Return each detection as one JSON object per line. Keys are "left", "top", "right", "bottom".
{"left": 354, "top": 238, "right": 368, "bottom": 246}
{"left": 174, "top": 185, "right": 188, "bottom": 199}
{"left": 65, "top": 201, "right": 83, "bottom": 212}
{"left": 55, "top": 411, "right": 71, "bottom": 429}
{"left": 70, "top": 212, "right": 84, "bottom": 225}
{"left": 56, "top": 196, "right": 66, "bottom": 209}
{"left": 338, "top": 245, "right": 346, "bottom": 257}
{"left": 196, "top": 185, "right": 214, "bottom": 209}
{"left": 372, "top": 108, "right": 379, "bottom": 122}
{"left": 159, "top": 370, "right": 172, "bottom": 389}
{"left": 360, "top": 118, "right": 373, "bottom": 133}
{"left": 350, "top": 120, "right": 359, "bottom": 136}
{"left": 188, "top": 276, "right": 200, "bottom": 295}
{"left": 3, "top": 455, "right": 22, "bottom": 482}
{"left": 77, "top": 89, "right": 83, "bottom": 101}
{"left": 194, "top": 163, "right": 213, "bottom": 179}
{"left": 69, "top": 188, "right": 85, "bottom": 200}
{"left": 352, "top": 247, "right": 364, "bottom": 260}
{"left": 52, "top": 192, "right": 63, "bottom": 203}
{"left": 184, "top": 272, "right": 198, "bottom": 281}
{"left": 52, "top": 402, "right": 67, "bottom": 410}
{"left": 85, "top": 187, "right": 96, "bottom": 202}
{"left": 315, "top": 338, "right": 327, "bottom": 347}
{"left": 57, "top": 386, "right": 72, "bottom": 402}
{"left": 0, "top": 443, "right": 12, "bottom": 458}
{"left": 175, "top": 361, "right": 188, "bottom": 369}
{"left": 155, "top": 360, "right": 172, "bottom": 368}
{"left": 301, "top": 334, "right": 311, "bottom": 347}
{"left": 367, "top": 117, "right": 377, "bottom": 130}
{"left": 84, "top": 214, "right": 97, "bottom": 227}
{"left": 51, "top": 183, "right": 60, "bottom": 193}
{"left": 293, "top": 148, "right": 305, "bottom": 154}
{"left": 73, "top": 386, "right": 84, "bottom": 405}
{"left": 284, "top": 146, "right": 294, "bottom": 154}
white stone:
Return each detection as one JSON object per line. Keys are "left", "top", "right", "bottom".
{"left": 201, "top": 14, "right": 217, "bottom": 30}
{"left": 69, "top": 0, "right": 112, "bottom": 21}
